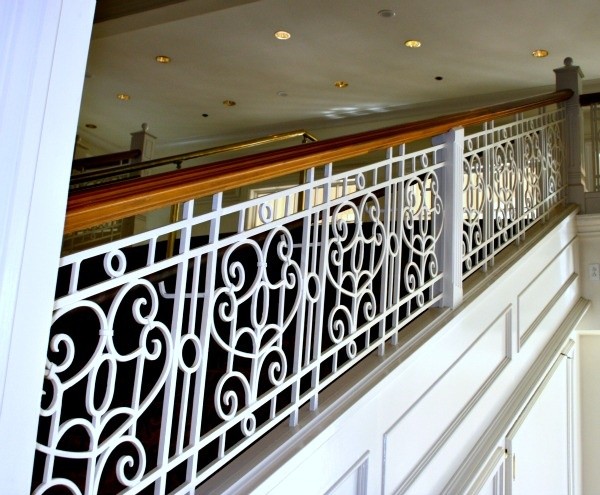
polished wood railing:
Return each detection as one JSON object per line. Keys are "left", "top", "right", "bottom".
{"left": 64, "top": 90, "right": 572, "bottom": 233}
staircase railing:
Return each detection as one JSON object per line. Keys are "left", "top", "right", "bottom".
{"left": 69, "top": 129, "right": 318, "bottom": 187}
{"left": 35, "top": 89, "right": 571, "bottom": 494}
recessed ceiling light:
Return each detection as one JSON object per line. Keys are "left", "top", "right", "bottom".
{"left": 223, "top": 100, "right": 236, "bottom": 106}
{"left": 274, "top": 30, "right": 291, "bottom": 40}
{"left": 435, "top": 76, "right": 444, "bottom": 81}
{"left": 532, "top": 49, "right": 549, "bottom": 58}
{"left": 85, "top": 123, "right": 97, "bottom": 129}
{"left": 116, "top": 93, "right": 130, "bottom": 101}
{"left": 334, "top": 81, "right": 349, "bottom": 88}
{"left": 378, "top": 9, "right": 396, "bottom": 18}
{"left": 277, "top": 91, "right": 288, "bottom": 97}
{"left": 404, "top": 39, "right": 422, "bottom": 48}
{"left": 155, "top": 55, "right": 171, "bottom": 63}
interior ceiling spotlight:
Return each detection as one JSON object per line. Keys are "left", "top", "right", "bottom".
{"left": 116, "top": 93, "right": 130, "bottom": 101}
{"left": 378, "top": 9, "right": 396, "bottom": 18}
{"left": 532, "top": 49, "right": 549, "bottom": 58}
{"left": 334, "top": 81, "right": 349, "bottom": 88}
{"left": 274, "top": 30, "right": 291, "bottom": 40}
{"left": 404, "top": 39, "right": 422, "bottom": 48}
{"left": 155, "top": 55, "right": 171, "bottom": 63}
{"left": 222, "top": 100, "right": 236, "bottom": 106}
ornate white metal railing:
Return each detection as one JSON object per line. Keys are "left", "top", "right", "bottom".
{"left": 33, "top": 104, "right": 566, "bottom": 494}
{"left": 462, "top": 109, "right": 566, "bottom": 277}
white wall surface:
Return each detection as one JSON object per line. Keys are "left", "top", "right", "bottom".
{"left": 202, "top": 210, "right": 584, "bottom": 494}
{"left": 0, "top": 1, "right": 95, "bottom": 491}
{"left": 577, "top": 214, "right": 600, "bottom": 330}
{"left": 577, "top": 333, "right": 600, "bottom": 494}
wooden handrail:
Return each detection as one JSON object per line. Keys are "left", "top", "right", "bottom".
{"left": 64, "top": 90, "right": 572, "bottom": 234}
{"left": 70, "top": 129, "right": 318, "bottom": 186}
{"left": 580, "top": 92, "right": 600, "bottom": 106}
{"left": 72, "top": 149, "right": 141, "bottom": 172}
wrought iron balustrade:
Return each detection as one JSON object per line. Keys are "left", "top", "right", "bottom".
{"left": 33, "top": 92, "right": 569, "bottom": 494}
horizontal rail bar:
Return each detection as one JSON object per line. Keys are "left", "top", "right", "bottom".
{"left": 70, "top": 130, "right": 318, "bottom": 186}
{"left": 64, "top": 90, "right": 572, "bottom": 233}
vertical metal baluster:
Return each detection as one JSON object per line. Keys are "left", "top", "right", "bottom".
{"left": 155, "top": 199, "right": 193, "bottom": 495}
{"left": 289, "top": 168, "right": 313, "bottom": 427}
{"left": 483, "top": 121, "right": 493, "bottom": 271}
{"left": 310, "top": 164, "right": 333, "bottom": 410}
{"left": 391, "top": 144, "right": 405, "bottom": 345}
{"left": 378, "top": 147, "right": 394, "bottom": 354}
{"left": 515, "top": 113, "right": 524, "bottom": 245}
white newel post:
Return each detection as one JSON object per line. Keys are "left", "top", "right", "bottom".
{"left": 554, "top": 57, "right": 586, "bottom": 210}
{"left": 0, "top": 0, "right": 95, "bottom": 492}
{"left": 129, "top": 124, "right": 156, "bottom": 233}
{"left": 130, "top": 122, "right": 156, "bottom": 166}
{"left": 434, "top": 127, "right": 464, "bottom": 309}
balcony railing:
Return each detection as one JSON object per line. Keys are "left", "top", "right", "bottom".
{"left": 32, "top": 90, "right": 570, "bottom": 494}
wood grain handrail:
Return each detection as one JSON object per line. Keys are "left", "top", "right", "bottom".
{"left": 580, "top": 92, "right": 600, "bottom": 106}
{"left": 65, "top": 89, "right": 572, "bottom": 234}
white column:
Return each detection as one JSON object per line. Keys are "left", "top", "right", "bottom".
{"left": 0, "top": 0, "right": 95, "bottom": 492}
{"left": 554, "top": 57, "right": 586, "bottom": 210}
{"left": 433, "top": 127, "right": 464, "bottom": 309}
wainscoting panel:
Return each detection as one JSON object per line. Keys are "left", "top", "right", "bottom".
{"left": 382, "top": 309, "right": 510, "bottom": 493}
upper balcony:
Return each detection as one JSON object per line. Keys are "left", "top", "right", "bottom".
{"left": 27, "top": 54, "right": 600, "bottom": 493}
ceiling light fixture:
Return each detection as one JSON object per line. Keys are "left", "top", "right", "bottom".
{"left": 116, "top": 93, "right": 130, "bottom": 101}
{"left": 404, "top": 39, "right": 422, "bottom": 48}
{"left": 378, "top": 9, "right": 396, "bottom": 18}
{"left": 334, "top": 81, "right": 349, "bottom": 88}
{"left": 532, "top": 49, "right": 549, "bottom": 58}
{"left": 223, "top": 100, "right": 236, "bottom": 106}
{"left": 155, "top": 55, "right": 171, "bottom": 63}
{"left": 274, "top": 30, "right": 291, "bottom": 40}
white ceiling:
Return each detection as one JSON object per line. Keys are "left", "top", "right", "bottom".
{"left": 77, "top": 0, "right": 600, "bottom": 157}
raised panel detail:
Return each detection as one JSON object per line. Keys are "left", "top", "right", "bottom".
{"left": 517, "top": 241, "right": 575, "bottom": 347}
{"left": 325, "top": 453, "right": 369, "bottom": 495}
{"left": 383, "top": 309, "right": 511, "bottom": 493}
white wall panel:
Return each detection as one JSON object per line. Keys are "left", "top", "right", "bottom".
{"left": 518, "top": 240, "right": 576, "bottom": 347}
{"left": 383, "top": 309, "right": 510, "bottom": 493}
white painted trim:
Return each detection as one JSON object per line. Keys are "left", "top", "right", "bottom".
{"left": 324, "top": 451, "right": 370, "bottom": 495}
{"left": 518, "top": 271, "right": 579, "bottom": 349}
{"left": 0, "top": 0, "right": 95, "bottom": 491}
{"left": 576, "top": 213, "right": 600, "bottom": 236}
